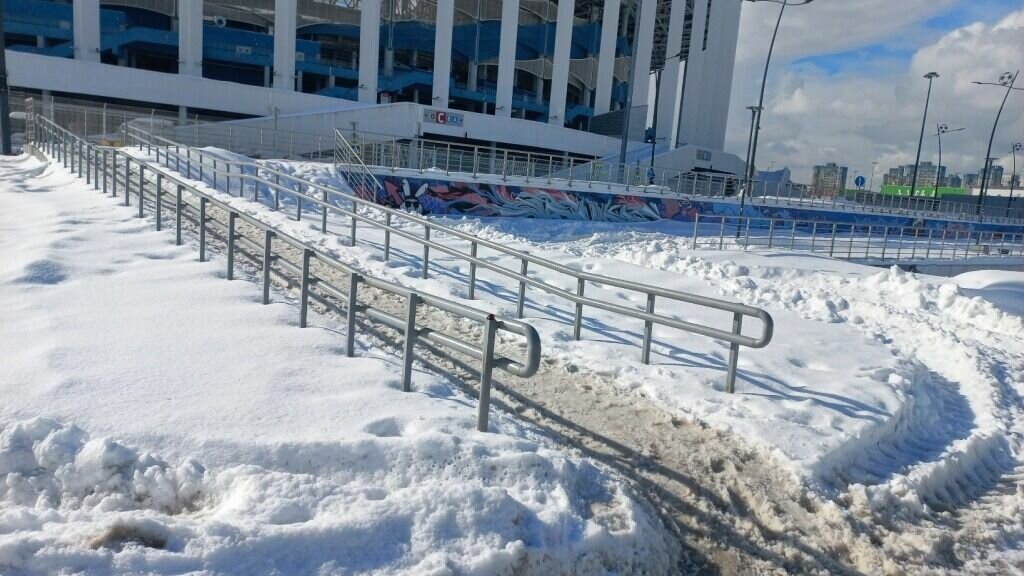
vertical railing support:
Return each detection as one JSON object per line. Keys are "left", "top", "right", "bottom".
{"left": 175, "top": 185, "right": 184, "bottom": 246}
{"left": 468, "top": 242, "right": 478, "bottom": 299}
{"left": 300, "top": 249, "right": 313, "bottom": 327}
{"left": 642, "top": 294, "right": 656, "bottom": 364}
{"left": 199, "top": 197, "right": 208, "bottom": 262}
{"left": 154, "top": 174, "right": 163, "bottom": 230}
{"left": 262, "top": 230, "right": 275, "bottom": 304}
{"left": 226, "top": 212, "right": 237, "bottom": 280}
{"left": 573, "top": 279, "right": 585, "bottom": 341}
{"left": 725, "top": 312, "right": 743, "bottom": 394}
{"left": 422, "top": 225, "right": 430, "bottom": 279}
{"left": 402, "top": 293, "right": 419, "bottom": 392}
{"left": 346, "top": 273, "right": 360, "bottom": 357}
{"left": 384, "top": 212, "right": 392, "bottom": 260}
{"left": 137, "top": 166, "right": 145, "bottom": 218}
{"left": 516, "top": 255, "right": 528, "bottom": 319}
{"left": 477, "top": 314, "right": 498, "bottom": 433}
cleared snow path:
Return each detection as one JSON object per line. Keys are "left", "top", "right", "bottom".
{"left": 0, "top": 154, "right": 676, "bottom": 575}
{"left": 442, "top": 216, "right": 1024, "bottom": 573}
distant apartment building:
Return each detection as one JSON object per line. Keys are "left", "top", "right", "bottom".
{"left": 882, "top": 162, "right": 946, "bottom": 187}
{"left": 811, "top": 163, "right": 848, "bottom": 197}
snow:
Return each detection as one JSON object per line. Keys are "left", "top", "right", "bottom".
{"left": 113, "top": 150, "right": 1024, "bottom": 569}
{"left": 0, "top": 154, "right": 673, "bottom": 574}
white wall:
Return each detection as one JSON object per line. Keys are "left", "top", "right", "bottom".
{"left": 8, "top": 51, "right": 352, "bottom": 116}
{"left": 229, "top": 102, "right": 625, "bottom": 158}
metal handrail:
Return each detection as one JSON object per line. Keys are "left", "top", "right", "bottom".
{"left": 124, "top": 123, "right": 774, "bottom": 394}
{"left": 687, "top": 212, "right": 1024, "bottom": 261}
{"left": 35, "top": 114, "right": 541, "bottom": 432}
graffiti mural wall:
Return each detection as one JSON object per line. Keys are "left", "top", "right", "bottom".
{"left": 344, "top": 172, "right": 1024, "bottom": 235}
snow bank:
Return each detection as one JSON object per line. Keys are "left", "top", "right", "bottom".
{"left": 0, "top": 154, "right": 674, "bottom": 574}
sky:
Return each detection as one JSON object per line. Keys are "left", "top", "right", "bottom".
{"left": 724, "top": 0, "right": 1024, "bottom": 184}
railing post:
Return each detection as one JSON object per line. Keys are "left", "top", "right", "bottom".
{"left": 829, "top": 223, "right": 837, "bottom": 257}
{"left": 725, "top": 312, "right": 743, "bottom": 394}
{"left": 477, "top": 314, "right": 498, "bottom": 433}
{"left": 199, "top": 197, "right": 208, "bottom": 262}
{"left": 350, "top": 198, "right": 357, "bottom": 247}
{"left": 176, "top": 185, "right": 184, "bottom": 246}
{"left": 137, "top": 165, "right": 145, "bottom": 217}
{"left": 123, "top": 157, "right": 131, "bottom": 206}
{"left": 85, "top": 146, "right": 91, "bottom": 186}
{"left": 422, "top": 225, "right": 430, "bottom": 279}
{"left": 517, "top": 254, "right": 528, "bottom": 319}
{"left": 155, "top": 173, "right": 163, "bottom": 230}
{"left": 468, "top": 241, "right": 478, "bottom": 299}
{"left": 642, "top": 294, "right": 655, "bottom": 364}
{"left": 402, "top": 293, "right": 419, "bottom": 392}
{"left": 346, "top": 273, "right": 360, "bottom": 357}
{"left": 881, "top": 226, "right": 889, "bottom": 260}
{"left": 767, "top": 218, "right": 775, "bottom": 249}
{"left": 573, "top": 279, "right": 585, "bottom": 340}
{"left": 226, "top": 212, "right": 237, "bottom": 280}
{"left": 102, "top": 149, "right": 108, "bottom": 195}
{"left": 300, "top": 249, "right": 313, "bottom": 327}
{"left": 262, "top": 230, "right": 275, "bottom": 304}
{"left": 384, "top": 212, "right": 392, "bottom": 260}
{"left": 321, "top": 188, "right": 329, "bottom": 233}
{"left": 692, "top": 213, "right": 700, "bottom": 249}
{"left": 296, "top": 186, "right": 302, "bottom": 221}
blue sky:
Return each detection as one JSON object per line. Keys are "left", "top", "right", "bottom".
{"left": 793, "top": 0, "right": 1021, "bottom": 77}
{"left": 727, "top": 0, "right": 1024, "bottom": 182}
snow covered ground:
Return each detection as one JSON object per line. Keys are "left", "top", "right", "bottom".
{"left": 109, "top": 150, "right": 1024, "bottom": 570}
{"left": 0, "top": 154, "right": 674, "bottom": 574}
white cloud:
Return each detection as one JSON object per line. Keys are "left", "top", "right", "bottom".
{"left": 727, "top": 6, "right": 1024, "bottom": 183}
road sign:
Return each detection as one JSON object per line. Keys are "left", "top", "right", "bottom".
{"left": 855, "top": 175, "right": 866, "bottom": 189}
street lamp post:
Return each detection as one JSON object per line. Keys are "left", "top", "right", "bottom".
{"left": 743, "top": 105, "right": 762, "bottom": 199}
{"left": 869, "top": 161, "right": 878, "bottom": 192}
{"left": 739, "top": 0, "right": 816, "bottom": 216}
{"left": 935, "top": 124, "right": 964, "bottom": 198}
{"left": 973, "top": 71, "right": 1022, "bottom": 223}
{"left": 910, "top": 72, "right": 940, "bottom": 197}
{"left": 1010, "top": 142, "right": 1022, "bottom": 217}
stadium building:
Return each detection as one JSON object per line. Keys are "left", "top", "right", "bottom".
{"left": 4, "top": 0, "right": 745, "bottom": 174}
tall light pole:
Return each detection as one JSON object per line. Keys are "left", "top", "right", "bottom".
{"left": 909, "top": 72, "right": 940, "bottom": 197}
{"left": 739, "top": 0, "right": 816, "bottom": 216}
{"left": 1010, "top": 142, "right": 1022, "bottom": 216}
{"left": 973, "top": 71, "right": 1022, "bottom": 223}
{"left": 935, "top": 124, "right": 964, "bottom": 198}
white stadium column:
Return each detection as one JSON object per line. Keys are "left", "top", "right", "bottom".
{"left": 273, "top": 0, "right": 297, "bottom": 90}
{"left": 630, "top": 0, "right": 657, "bottom": 110}
{"left": 178, "top": 0, "right": 203, "bottom": 77}
{"left": 547, "top": 0, "right": 575, "bottom": 125}
{"left": 358, "top": 0, "right": 381, "bottom": 103}
{"left": 656, "top": 0, "right": 686, "bottom": 147}
{"left": 701, "top": 0, "right": 741, "bottom": 150}
{"left": 72, "top": 0, "right": 101, "bottom": 62}
{"left": 593, "top": 0, "right": 619, "bottom": 115}
{"left": 495, "top": 0, "right": 520, "bottom": 117}
{"left": 432, "top": 0, "right": 454, "bottom": 107}
{"left": 677, "top": 0, "right": 707, "bottom": 146}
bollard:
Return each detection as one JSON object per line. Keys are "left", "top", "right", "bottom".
{"left": 262, "top": 230, "right": 275, "bottom": 304}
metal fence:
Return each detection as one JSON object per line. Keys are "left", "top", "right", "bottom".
{"left": 34, "top": 114, "right": 542, "bottom": 432}
{"left": 126, "top": 123, "right": 775, "bottom": 394}
{"left": 688, "top": 213, "right": 1024, "bottom": 262}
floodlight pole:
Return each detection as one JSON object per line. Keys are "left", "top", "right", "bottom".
{"left": 910, "top": 72, "right": 939, "bottom": 198}
{"left": 974, "top": 70, "right": 1021, "bottom": 224}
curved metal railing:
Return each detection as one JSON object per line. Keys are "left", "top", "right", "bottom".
{"left": 35, "top": 115, "right": 541, "bottom": 431}
{"left": 123, "top": 122, "right": 774, "bottom": 394}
